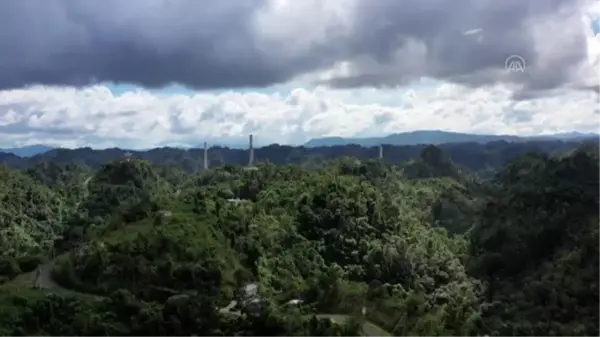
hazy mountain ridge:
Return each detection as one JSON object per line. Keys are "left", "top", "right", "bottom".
{"left": 0, "top": 138, "right": 597, "bottom": 177}
{"left": 0, "top": 145, "right": 54, "bottom": 157}
{"left": 304, "top": 130, "right": 599, "bottom": 147}
{"left": 2, "top": 131, "right": 597, "bottom": 158}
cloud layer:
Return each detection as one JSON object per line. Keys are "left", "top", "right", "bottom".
{"left": 0, "top": 84, "right": 596, "bottom": 149}
{"left": 0, "top": 0, "right": 595, "bottom": 96}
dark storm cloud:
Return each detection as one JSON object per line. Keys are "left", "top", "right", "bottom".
{"left": 0, "top": 0, "right": 293, "bottom": 89}
{"left": 329, "top": 0, "right": 592, "bottom": 95}
{"left": 0, "top": 0, "right": 592, "bottom": 96}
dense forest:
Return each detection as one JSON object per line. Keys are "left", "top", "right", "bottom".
{"left": 0, "top": 139, "right": 597, "bottom": 336}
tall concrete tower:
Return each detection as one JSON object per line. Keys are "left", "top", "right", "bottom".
{"left": 379, "top": 144, "right": 383, "bottom": 159}
{"left": 249, "top": 134, "right": 254, "bottom": 166}
{"left": 203, "top": 142, "right": 208, "bottom": 170}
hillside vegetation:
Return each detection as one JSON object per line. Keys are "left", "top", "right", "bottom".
{"left": 0, "top": 142, "right": 597, "bottom": 336}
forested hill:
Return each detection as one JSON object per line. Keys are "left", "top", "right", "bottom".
{"left": 0, "top": 142, "right": 596, "bottom": 336}
{"left": 0, "top": 139, "right": 596, "bottom": 174}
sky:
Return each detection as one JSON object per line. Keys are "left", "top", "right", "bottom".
{"left": 0, "top": 0, "right": 598, "bottom": 149}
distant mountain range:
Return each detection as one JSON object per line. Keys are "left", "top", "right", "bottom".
{"left": 0, "top": 145, "right": 54, "bottom": 157}
{"left": 1, "top": 131, "right": 597, "bottom": 157}
{"left": 0, "top": 138, "right": 596, "bottom": 174}
{"left": 304, "top": 130, "right": 599, "bottom": 147}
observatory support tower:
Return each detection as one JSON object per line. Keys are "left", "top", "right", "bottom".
{"left": 249, "top": 134, "right": 254, "bottom": 166}
{"left": 203, "top": 142, "right": 208, "bottom": 170}
{"left": 379, "top": 144, "right": 383, "bottom": 159}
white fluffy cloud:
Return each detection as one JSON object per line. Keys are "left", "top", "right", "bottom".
{"left": 0, "top": 82, "right": 596, "bottom": 149}
{"left": 0, "top": 0, "right": 596, "bottom": 150}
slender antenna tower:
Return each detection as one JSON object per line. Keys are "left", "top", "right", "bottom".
{"left": 379, "top": 144, "right": 383, "bottom": 159}
{"left": 249, "top": 134, "right": 254, "bottom": 166}
{"left": 203, "top": 142, "right": 208, "bottom": 170}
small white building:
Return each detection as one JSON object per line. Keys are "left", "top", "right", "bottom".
{"left": 286, "top": 299, "right": 303, "bottom": 306}
{"left": 243, "top": 283, "right": 258, "bottom": 298}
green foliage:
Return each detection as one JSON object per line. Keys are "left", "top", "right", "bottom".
{"left": 0, "top": 143, "right": 596, "bottom": 336}
{"left": 469, "top": 149, "right": 599, "bottom": 335}
{"left": 0, "top": 167, "right": 65, "bottom": 274}
{"left": 82, "top": 160, "right": 173, "bottom": 218}
{"left": 55, "top": 212, "right": 241, "bottom": 303}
